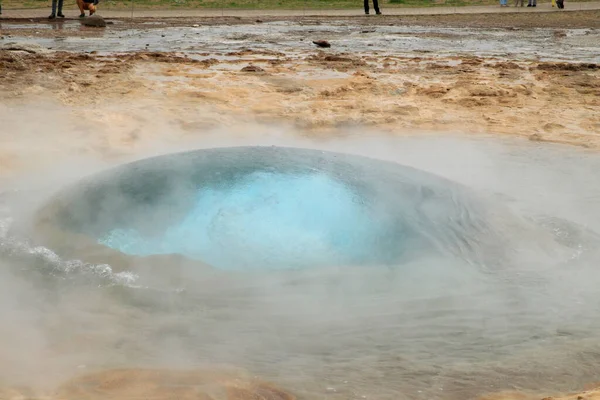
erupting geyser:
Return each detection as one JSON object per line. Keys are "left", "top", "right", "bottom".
{"left": 40, "top": 146, "right": 501, "bottom": 270}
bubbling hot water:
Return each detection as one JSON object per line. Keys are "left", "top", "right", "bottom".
{"left": 101, "top": 172, "right": 385, "bottom": 269}
{"left": 43, "top": 146, "right": 505, "bottom": 271}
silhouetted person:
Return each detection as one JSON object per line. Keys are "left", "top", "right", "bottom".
{"left": 48, "top": 0, "right": 65, "bottom": 19}
{"left": 364, "top": 0, "right": 381, "bottom": 14}
{"left": 527, "top": 0, "right": 536, "bottom": 6}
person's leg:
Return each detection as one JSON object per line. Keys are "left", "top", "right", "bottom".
{"left": 364, "top": 0, "right": 369, "bottom": 14}
{"left": 49, "top": 0, "right": 57, "bottom": 17}
{"left": 373, "top": 0, "right": 381, "bottom": 14}
{"left": 88, "top": 3, "right": 95, "bottom": 14}
{"left": 77, "top": 0, "right": 85, "bottom": 17}
{"left": 57, "top": 0, "right": 64, "bottom": 16}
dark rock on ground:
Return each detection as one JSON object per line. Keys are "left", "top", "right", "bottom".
{"left": 80, "top": 14, "right": 106, "bottom": 28}
{"left": 312, "top": 40, "right": 331, "bottom": 48}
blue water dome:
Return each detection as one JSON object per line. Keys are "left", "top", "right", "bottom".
{"left": 45, "top": 146, "right": 493, "bottom": 271}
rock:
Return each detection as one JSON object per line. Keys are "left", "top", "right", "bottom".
{"left": 529, "top": 133, "right": 543, "bottom": 142}
{"left": 553, "top": 30, "right": 567, "bottom": 38}
{"left": 312, "top": 40, "right": 331, "bottom": 48}
{"left": 0, "top": 42, "right": 48, "bottom": 54}
{"left": 80, "top": 15, "right": 106, "bottom": 27}
{"left": 241, "top": 65, "right": 264, "bottom": 73}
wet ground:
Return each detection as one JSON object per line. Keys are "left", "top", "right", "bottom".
{"left": 0, "top": 11, "right": 600, "bottom": 400}
{"left": 2, "top": 19, "right": 600, "bottom": 62}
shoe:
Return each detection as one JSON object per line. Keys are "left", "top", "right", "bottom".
{"left": 48, "top": 13, "right": 56, "bottom": 19}
{"left": 365, "top": 11, "right": 369, "bottom": 14}
{"left": 376, "top": 11, "right": 382, "bottom": 14}
{"left": 79, "top": 13, "right": 85, "bottom": 17}
{"left": 57, "top": 12, "right": 65, "bottom": 17}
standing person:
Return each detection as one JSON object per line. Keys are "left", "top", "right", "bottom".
{"left": 49, "top": 0, "right": 65, "bottom": 19}
{"left": 514, "top": 0, "right": 524, "bottom": 6}
{"left": 556, "top": 0, "right": 564, "bottom": 8}
{"left": 527, "top": 0, "right": 536, "bottom": 6}
{"left": 364, "top": 0, "right": 381, "bottom": 15}
{"left": 500, "top": 0, "right": 508, "bottom": 6}
{"left": 76, "top": 0, "right": 96, "bottom": 17}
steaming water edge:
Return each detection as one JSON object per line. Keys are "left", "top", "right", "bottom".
{"left": 1, "top": 137, "right": 600, "bottom": 399}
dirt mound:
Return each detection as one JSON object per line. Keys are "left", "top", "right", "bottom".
{"left": 54, "top": 369, "right": 295, "bottom": 400}
{"left": 536, "top": 62, "right": 598, "bottom": 71}
{"left": 478, "top": 387, "right": 600, "bottom": 400}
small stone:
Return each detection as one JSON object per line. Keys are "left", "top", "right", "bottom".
{"left": 192, "top": 24, "right": 199, "bottom": 27}
{"left": 312, "top": 40, "right": 331, "bottom": 48}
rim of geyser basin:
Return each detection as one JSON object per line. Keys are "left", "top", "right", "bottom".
{"left": 32, "top": 145, "right": 495, "bottom": 274}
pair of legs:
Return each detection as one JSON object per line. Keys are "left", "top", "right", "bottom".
{"left": 499, "top": 0, "right": 508, "bottom": 6}
{"left": 49, "top": 0, "right": 64, "bottom": 18}
{"left": 77, "top": 0, "right": 96, "bottom": 17}
{"left": 527, "top": 0, "right": 536, "bottom": 6}
{"left": 364, "top": 0, "right": 381, "bottom": 14}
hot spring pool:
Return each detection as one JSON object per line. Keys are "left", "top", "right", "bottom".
{"left": 42, "top": 146, "right": 505, "bottom": 271}
{"left": 4, "top": 142, "right": 600, "bottom": 399}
